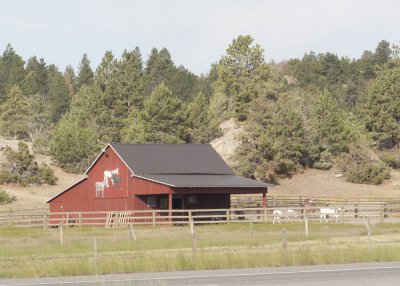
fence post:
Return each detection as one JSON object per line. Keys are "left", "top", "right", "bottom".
{"left": 129, "top": 223, "right": 137, "bottom": 241}
{"left": 365, "top": 221, "right": 372, "bottom": 254}
{"left": 263, "top": 206, "right": 267, "bottom": 224}
{"left": 79, "top": 212, "right": 82, "bottom": 228}
{"left": 59, "top": 224, "right": 64, "bottom": 246}
{"left": 304, "top": 207, "right": 308, "bottom": 237}
{"left": 226, "top": 210, "right": 230, "bottom": 224}
{"left": 380, "top": 205, "right": 384, "bottom": 223}
{"left": 43, "top": 213, "right": 47, "bottom": 231}
{"left": 192, "top": 229, "right": 197, "bottom": 259}
{"left": 355, "top": 204, "right": 358, "bottom": 219}
{"left": 250, "top": 217, "right": 253, "bottom": 238}
{"left": 152, "top": 211, "right": 156, "bottom": 227}
{"left": 341, "top": 206, "right": 345, "bottom": 224}
{"left": 282, "top": 228, "right": 288, "bottom": 266}
{"left": 93, "top": 237, "right": 98, "bottom": 271}
{"left": 7, "top": 211, "right": 12, "bottom": 226}
{"left": 66, "top": 213, "right": 69, "bottom": 227}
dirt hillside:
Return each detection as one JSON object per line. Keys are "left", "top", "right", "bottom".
{"left": 0, "top": 140, "right": 81, "bottom": 212}
{"left": 210, "top": 120, "right": 400, "bottom": 199}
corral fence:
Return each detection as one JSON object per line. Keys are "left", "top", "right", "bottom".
{"left": 1, "top": 202, "right": 400, "bottom": 228}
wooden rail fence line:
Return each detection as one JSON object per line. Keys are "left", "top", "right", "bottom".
{"left": 1, "top": 204, "right": 400, "bottom": 228}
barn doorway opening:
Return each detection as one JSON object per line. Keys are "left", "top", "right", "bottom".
{"left": 172, "top": 196, "right": 183, "bottom": 209}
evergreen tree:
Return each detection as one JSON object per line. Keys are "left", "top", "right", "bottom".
{"left": 185, "top": 92, "right": 214, "bottom": 143}
{"left": 50, "top": 114, "right": 100, "bottom": 172}
{"left": 63, "top": 65, "right": 76, "bottom": 96}
{"left": 0, "top": 44, "right": 25, "bottom": 98}
{"left": 359, "top": 64, "right": 400, "bottom": 149}
{"left": 234, "top": 95, "right": 310, "bottom": 181}
{"left": 0, "top": 85, "right": 31, "bottom": 139}
{"left": 46, "top": 65, "right": 71, "bottom": 123}
{"left": 76, "top": 53, "right": 94, "bottom": 89}
{"left": 210, "top": 35, "right": 270, "bottom": 120}
{"left": 22, "top": 57, "right": 47, "bottom": 95}
{"left": 311, "top": 88, "right": 355, "bottom": 154}
{"left": 122, "top": 83, "right": 185, "bottom": 143}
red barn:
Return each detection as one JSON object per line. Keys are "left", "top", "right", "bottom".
{"left": 47, "top": 143, "right": 270, "bottom": 215}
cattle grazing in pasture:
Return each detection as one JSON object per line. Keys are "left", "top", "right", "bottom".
{"left": 104, "top": 168, "right": 119, "bottom": 188}
{"left": 319, "top": 207, "right": 339, "bottom": 223}
{"left": 95, "top": 181, "right": 107, "bottom": 198}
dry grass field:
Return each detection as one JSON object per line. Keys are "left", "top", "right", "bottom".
{"left": 1, "top": 223, "right": 400, "bottom": 278}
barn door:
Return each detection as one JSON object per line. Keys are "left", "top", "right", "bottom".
{"left": 172, "top": 195, "right": 184, "bottom": 209}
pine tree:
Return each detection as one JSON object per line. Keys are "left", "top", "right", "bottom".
{"left": 50, "top": 114, "right": 100, "bottom": 172}
{"left": 209, "top": 35, "right": 270, "bottom": 121}
{"left": 359, "top": 64, "right": 400, "bottom": 149}
{"left": 0, "top": 44, "right": 25, "bottom": 97}
{"left": 311, "top": 88, "right": 355, "bottom": 154}
{"left": 0, "top": 85, "right": 31, "bottom": 139}
{"left": 46, "top": 65, "right": 71, "bottom": 123}
{"left": 122, "top": 83, "right": 185, "bottom": 143}
{"left": 185, "top": 92, "right": 214, "bottom": 143}
{"left": 76, "top": 53, "right": 94, "bottom": 89}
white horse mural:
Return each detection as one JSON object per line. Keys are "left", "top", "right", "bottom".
{"left": 104, "top": 168, "right": 119, "bottom": 188}
{"left": 95, "top": 181, "right": 106, "bottom": 198}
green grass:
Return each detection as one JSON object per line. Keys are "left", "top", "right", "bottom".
{"left": 1, "top": 222, "right": 400, "bottom": 278}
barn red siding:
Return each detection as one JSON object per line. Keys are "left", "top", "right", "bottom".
{"left": 48, "top": 145, "right": 268, "bottom": 214}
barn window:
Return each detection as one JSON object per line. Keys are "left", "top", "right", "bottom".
{"left": 160, "top": 198, "right": 168, "bottom": 209}
{"left": 188, "top": 196, "right": 197, "bottom": 204}
{"left": 147, "top": 196, "right": 156, "bottom": 208}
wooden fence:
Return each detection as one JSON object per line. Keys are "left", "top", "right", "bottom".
{"left": 1, "top": 203, "right": 400, "bottom": 228}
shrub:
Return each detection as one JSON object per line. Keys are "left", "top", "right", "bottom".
{"left": 313, "top": 151, "right": 333, "bottom": 170}
{"left": 0, "top": 189, "right": 17, "bottom": 205}
{"left": 379, "top": 150, "right": 400, "bottom": 169}
{"left": 0, "top": 141, "right": 57, "bottom": 186}
{"left": 338, "top": 146, "right": 391, "bottom": 185}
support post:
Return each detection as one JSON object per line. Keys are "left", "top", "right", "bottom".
{"left": 79, "top": 212, "right": 82, "bottom": 228}
{"left": 341, "top": 206, "right": 345, "bottom": 224}
{"left": 226, "top": 210, "right": 230, "bottom": 224}
{"left": 43, "top": 213, "right": 47, "bottom": 231}
{"left": 152, "top": 211, "right": 156, "bottom": 227}
{"left": 59, "top": 224, "right": 64, "bottom": 246}
{"left": 168, "top": 193, "right": 172, "bottom": 223}
{"left": 365, "top": 221, "right": 372, "bottom": 254}
{"left": 93, "top": 237, "right": 98, "bottom": 271}
{"left": 304, "top": 207, "right": 308, "bottom": 237}
{"left": 262, "top": 192, "right": 267, "bottom": 208}
{"left": 189, "top": 210, "right": 193, "bottom": 231}
{"left": 282, "top": 228, "right": 288, "bottom": 266}
{"left": 192, "top": 230, "right": 197, "bottom": 259}
{"left": 129, "top": 223, "right": 137, "bottom": 241}
{"left": 250, "top": 217, "right": 253, "bottom": 238}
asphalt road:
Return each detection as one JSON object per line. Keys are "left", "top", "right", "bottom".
{"left": 1, "top": 262, "right": 400, "bottom": 286}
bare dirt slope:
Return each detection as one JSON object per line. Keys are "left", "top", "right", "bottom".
{"left": 0, "top": 139, "right": 81, "bottom": 212}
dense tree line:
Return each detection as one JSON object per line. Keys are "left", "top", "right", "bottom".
{"left": 0, "top": 37, "right": 399, "bottom": 186}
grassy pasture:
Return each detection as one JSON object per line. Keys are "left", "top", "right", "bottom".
{"left": 1, "top": 222, "right": 400, "bottom": 278}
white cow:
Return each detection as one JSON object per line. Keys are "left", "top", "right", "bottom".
{"left": 320, "top": 207, "right": 339, "bottom": 223}
{"left": 95, "top": 181, "right": 106, "bottom": 198}
{"left": 104, "top": 168, "right": 119, "bottom": 188}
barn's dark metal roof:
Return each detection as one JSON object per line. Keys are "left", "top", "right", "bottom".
{"left": 111, "top": 143, "right": 234, "bottom": 175}
{"left": 134, "top": 174, "right": 271, "bottom": 188}
{"left": 110, "top": 143, "right": 270, "bottom": 189}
